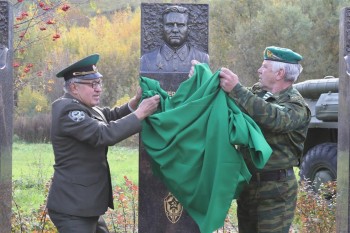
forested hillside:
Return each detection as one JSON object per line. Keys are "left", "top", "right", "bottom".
{"left": 11, "top": 0, "right": 349, "bottom": 142}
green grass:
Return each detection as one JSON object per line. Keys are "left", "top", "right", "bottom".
{"left": 12, "top": 142, "right": 139, "bottom": 215}
{"left": 12, "top": 142, "right": 305, "bottom": 232}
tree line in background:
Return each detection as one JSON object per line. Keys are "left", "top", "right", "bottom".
{"left": 11, "top": 0, "right": 348, "bottom": 142}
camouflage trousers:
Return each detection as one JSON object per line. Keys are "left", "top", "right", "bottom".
{"left": 237, "top": 174, "right": 298, "bottom": 233}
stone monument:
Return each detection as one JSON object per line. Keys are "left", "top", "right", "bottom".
{"left": 336, "top": 6, "right": 350, "bottom": 233}
{"left": 0, "top": 1, "right": 13, "bottom": 233}
{"left": 139, "top": 3, "right": 209, "bottom": 232}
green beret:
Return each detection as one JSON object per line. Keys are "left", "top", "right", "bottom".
{"left": 263, "top": 46, "right": 302, "bottom": 64}
{"left": 56, "top": 54, "right": 103, "bottom": 81}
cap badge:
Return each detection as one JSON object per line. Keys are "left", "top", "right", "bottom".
{"left": 266, "top": 50, "right": 273, "bottom": 59}
{"left": 72, "top": 65, "right": 98, "bottom": 76}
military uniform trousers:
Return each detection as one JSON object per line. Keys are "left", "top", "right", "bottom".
{"left": 237, "top": 168, "right": 297, "bottom": 233}
{"left": 48, "top": 209, "right": 110, "bottom": 233}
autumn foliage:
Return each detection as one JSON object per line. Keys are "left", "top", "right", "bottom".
{"left": 13, "top": 3, "right": 141, "bottom": 115}
{"left": 13, "top": 0, "right": 70, "bottom": 78}
{"left": 294, "top": 181, "right": 337, "bottom": 233}
{"left": 12, "top": 0, "right": 349, "bottom": 117}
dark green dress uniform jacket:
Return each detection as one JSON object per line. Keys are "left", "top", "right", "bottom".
{"left": 46, "top": 93, "right": 141, "bottom": 217}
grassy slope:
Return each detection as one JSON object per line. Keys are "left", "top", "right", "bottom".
{"left": 12, "top": 142, "right": 139, "bottom": 214}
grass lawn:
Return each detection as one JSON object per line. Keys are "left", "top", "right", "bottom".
{"left": 12, "top": 142, "right": 139, "bottom": 215}
{"left": 12, "top": 143, "right": 315, "bottom": 232}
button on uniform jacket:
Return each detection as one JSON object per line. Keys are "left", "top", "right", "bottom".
{"left": 47, "top": 93, "right": 141, "bottom": 217}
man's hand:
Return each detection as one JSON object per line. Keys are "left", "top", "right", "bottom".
{"left": 134, "top": 95, "right": 160, "bottom": 120}
{"left": 129, "top": 87, "right": 142, "bottom": 110}
{"left": 219, "top": 67, "right": 240, "bottom": 93}
{"left": 188, "top": 60, "right": 200, "bottom": 78}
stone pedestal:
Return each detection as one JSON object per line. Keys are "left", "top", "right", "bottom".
{"left": 139, "top": 3, "right": 208, "bottom": 232}
{"left": 336, "top": 7, "right": 350, "bottom": 233}
{"left": 0, "top": 1, "right": 13, "bottom": 233}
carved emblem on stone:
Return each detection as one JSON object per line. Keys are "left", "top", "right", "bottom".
{"left": 164, "top": 192, "right": 183, "bottom": 223}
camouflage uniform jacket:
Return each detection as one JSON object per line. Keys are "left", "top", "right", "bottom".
{"left": 229, "top": 83, "right": 311, "bottom": 172}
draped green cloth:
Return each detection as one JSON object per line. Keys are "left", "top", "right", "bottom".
{"left": 140, "top": 63, "right": 272, "bottom": 233}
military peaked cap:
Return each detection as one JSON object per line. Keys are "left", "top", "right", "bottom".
{"left": 56, "top": 54, "right": 103, "bottom": 81}
{"left": 263, "top": 46, "right": 302, "bottom": 64}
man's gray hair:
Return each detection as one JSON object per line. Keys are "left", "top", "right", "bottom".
{"left": 271, "top": 61, "right": 303, "bottom": 83}
{"left": 63, "top": 78, "right": 81, "bottom": 93}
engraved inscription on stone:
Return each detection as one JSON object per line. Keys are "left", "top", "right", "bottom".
{"left": 0, "top": 1, "right": 8, "bottom": 44}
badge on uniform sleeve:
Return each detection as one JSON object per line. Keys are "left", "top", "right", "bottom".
{"left": 68, "top": 111, "right": 85, "bottom": 122}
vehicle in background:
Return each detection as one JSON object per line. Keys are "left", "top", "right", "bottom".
{"left": 297, "top": 56, "right": 350, "bottom": 191}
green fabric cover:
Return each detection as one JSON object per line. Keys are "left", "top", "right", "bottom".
{"left": 140, "top": 63, "right": 272, "bottom": 233}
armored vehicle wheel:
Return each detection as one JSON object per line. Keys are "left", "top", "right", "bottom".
{"left": 299, "top": 143, "right": 337, "bottom": 192}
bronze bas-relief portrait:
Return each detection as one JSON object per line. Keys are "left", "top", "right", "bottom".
{"left": 140, "top": 5, "right": 209, "bottom": 73}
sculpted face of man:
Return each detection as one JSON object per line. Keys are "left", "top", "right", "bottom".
{"left": 163, "top": 12, "right": 189, "bottom": 49}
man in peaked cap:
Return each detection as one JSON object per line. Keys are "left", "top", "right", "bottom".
{"left": 56, "top": 53, "right": 102, "bottom": 80}
{"left": 218, "top": 46, "right": 311, "bottom": 233}
{"left": 46, "top": 54, "right": 160, "bottom": 233}
{"left": 190, "top": 46, "right": 310, "bottom": 232}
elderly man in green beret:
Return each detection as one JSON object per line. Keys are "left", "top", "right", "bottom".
{"left": 217, "top": 46, "right": 311, "bottom": 233}
{"left": 46, "top": 54, "right": 160, "bottom": 233}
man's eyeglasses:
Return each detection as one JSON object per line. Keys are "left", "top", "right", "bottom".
{"left": 75, "top": 80, "right": 103, "bottom": 89}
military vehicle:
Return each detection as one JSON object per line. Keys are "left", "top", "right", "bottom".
{"left": 294, "top": 77, "right": 338, "bottom": 190}
{"left": 296, "top": 55, "right": 350, "bottom": 190}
